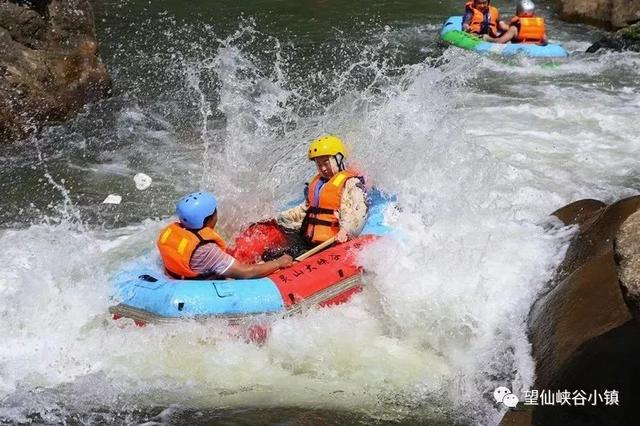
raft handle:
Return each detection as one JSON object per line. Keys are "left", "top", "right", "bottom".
{"left": 139, "top": 274, "right": 158, "bottom": 282}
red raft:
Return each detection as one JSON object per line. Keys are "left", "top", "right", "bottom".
{"left": 229, "top": 221, "right": 375, "bottom": 309}
{"left": 271, "top": 236, "right": 377, "bottom": 310}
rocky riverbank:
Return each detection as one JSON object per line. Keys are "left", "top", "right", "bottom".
{"left": 0, "top": 0, "right": 111, "bottom": 143}
{"left": 551, "top": 0, "right": 640, "bottom": 29}
{"left": 586, "top": 21, "right": 640, "bottom": 53}
{"left": 549, "top": 0, "right": 640, "bottom": 52}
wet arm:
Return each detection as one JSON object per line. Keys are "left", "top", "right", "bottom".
{"left": 498, "top": 17, "right": 510, "bottom": 33}
{"left": 276, "top": 201, "right": 308, "bottom": 230}
{"left": 223, "top": 255, "right": 292, "bottom": 279}
{"left": 484, "top": 26, "right": 517, "bottom": 43}
{"left": 462, "top": 9, "right": 473, "bottom": 31}
{"left": 338, "top": 179, "right": 368, "bottom": 239}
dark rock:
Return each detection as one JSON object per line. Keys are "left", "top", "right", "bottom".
{"left": 501, "top": 196, "right": 640, "bottom": 425}
{"left": 0, "top": 0, "right": 111, "bottom": 143}
{"left": 586, "top": 21, "right": 640, "bottom": 53}
{"left": 533, "top": 320, "right": 640, "bottom": 425}
{"left": 615, "top": 209, "right": 640, "bottom": 316}
{"left": 551, "top": 0, "right": 640, "bottom": 29}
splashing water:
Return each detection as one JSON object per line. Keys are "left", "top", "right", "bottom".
{"left": 2, "top": 2, "right": 639, "bottom": 424}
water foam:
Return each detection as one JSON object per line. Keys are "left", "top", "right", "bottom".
{"left": 2, "top": 13, "right": 638, "bottom": 425}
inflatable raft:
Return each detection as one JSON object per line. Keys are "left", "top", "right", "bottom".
{"left": 109, "top": 191, "right": 393, "bottom": 324}
{"left": 440, "top": 16, "right": 568, "bottom": 58}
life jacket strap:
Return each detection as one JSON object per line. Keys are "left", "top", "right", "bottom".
{"left": 482, "top": 10, "right": 490, "bottom": 34}
{"left": 307, "top": 206, "right": 335, "bottom": 215}
{"left": 306, "top": 217, "right": 338, "bottom": 227}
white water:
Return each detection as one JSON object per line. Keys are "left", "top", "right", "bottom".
{"left": 1, "top": 19, "right": 639, "bottom": 425}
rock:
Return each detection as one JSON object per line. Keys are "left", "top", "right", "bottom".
{"left": 552, "top": 0, "right": 640, "bottom": 29}
{"left": 501, "top": 196, "right": 640, "bottom": 425}
{"left": 530, "top": 197, "right": 639, "bottom": 388}
{"left": 533, "top": 320, "right": 640, "bottom": 425}
{"left": 0, "top": 0, "right": 111, "bottom": 143}
{"left": 586, "top": 21, "right": 640, "bottom": 53}
{"left": 615, "top": 209, "right": 640, "bottom": 315}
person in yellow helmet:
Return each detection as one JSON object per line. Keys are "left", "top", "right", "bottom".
{"left": 275, "top": 135, "right": 368, "bottom": 254}
{"left": 229, "top": 135, "right": 369, "bottom": 261}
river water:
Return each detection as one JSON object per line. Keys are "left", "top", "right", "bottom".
{"left": 1, "top": 0, "right": 639, "bottom": 424}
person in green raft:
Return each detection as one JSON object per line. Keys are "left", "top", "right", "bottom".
{"left": 482, "top": 0, "right": 548, "bottom": 45}
{"left": 462, "top": 0, "right": 509, "bottom": 38}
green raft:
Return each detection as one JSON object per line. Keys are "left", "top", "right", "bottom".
{"left": 440, "top": 16, "right": 568, "bottom": 58}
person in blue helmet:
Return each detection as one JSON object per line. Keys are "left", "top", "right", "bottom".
{"left": 157, "top": 192, "right": 293, "bottom": 280}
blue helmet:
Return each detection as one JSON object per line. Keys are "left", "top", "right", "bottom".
{"left": 176, "top": 192, "right": 218, "bottom": 230}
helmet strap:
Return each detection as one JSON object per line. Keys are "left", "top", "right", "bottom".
{"left": 335, "top": 154, "right": 345, "bottom": 171}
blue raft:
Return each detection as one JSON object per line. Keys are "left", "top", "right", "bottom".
{"left": 109, "top": 190, "right": 394, "bottom": 324}
{"left": 440, "top": 16, "right": 568, "bottom": 58}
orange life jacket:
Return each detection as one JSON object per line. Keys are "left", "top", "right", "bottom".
{"left": 510, "top": 16, "right": 545, "bottom": 43}
{"left": 465, "top": 2, "right": 500, "bottom": 36}
{"left": 302, "top": 170, "right": 360, "bottom": 244}
{"left": 157, "top": 222, "right": 227, "bottom": 279}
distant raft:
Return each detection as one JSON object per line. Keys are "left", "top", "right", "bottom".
{"left": 440, "top": 16, "right": 568, "bottom": 58}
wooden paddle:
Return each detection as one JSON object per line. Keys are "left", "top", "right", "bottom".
{"left": 295, "top": 236, "right": 338, "bottom": 262}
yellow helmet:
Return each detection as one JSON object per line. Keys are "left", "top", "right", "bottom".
{"left": 308, "top": 135, "right": 347, "bottom": 160}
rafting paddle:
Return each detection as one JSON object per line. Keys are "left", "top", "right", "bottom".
{"left": 295, "top": 236, "right": 338, "bottom": 262}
